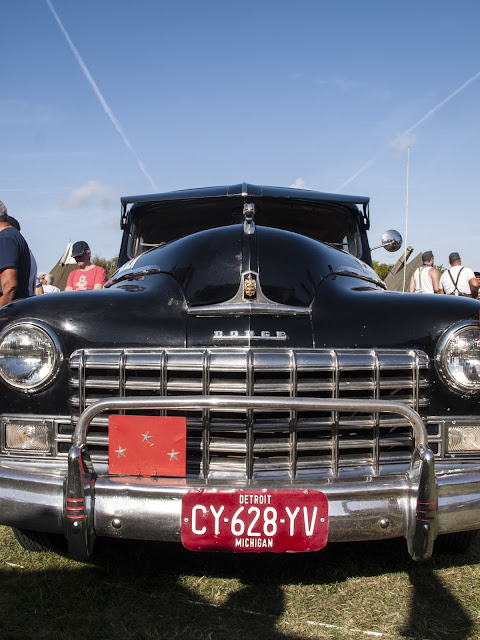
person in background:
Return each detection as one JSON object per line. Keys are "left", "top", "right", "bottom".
{"left": 41, "top": 273, "right": 60, "bottom": 293}
{"left": 439, "top": 252, "right": 479, "bottom": 298}
{"left": 409, "top": 250, "right": 440, "bottom": 294}
{"left": 475, "top": 272, "right": 480, "bottom": 300}
{"left": 65, "top": 241, "right": 106, "bottom": 291}
{"left": 6, "top": 215, "right": 43, "bottom": 295}
{"left": 0, "top": 202, "right": 33, "bottom": 306}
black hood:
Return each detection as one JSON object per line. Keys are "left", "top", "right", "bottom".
{"left": 112, "top": 224, "right": 381, "bottom": 308}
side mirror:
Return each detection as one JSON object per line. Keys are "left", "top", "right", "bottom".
{"left": 371, "top": 229, "right": 403, "bottom": 252}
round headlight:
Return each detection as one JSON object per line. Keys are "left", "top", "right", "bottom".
{"left": 435, "top": 321, "right": 480, "bottom": 394}
{"left": 0, "top": 321, "right": 63, "bottom": 392}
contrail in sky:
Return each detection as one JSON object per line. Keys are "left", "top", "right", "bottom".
{"left": 336, "top": 70, "right": 480, "bottom": 192}
{"left": 45, "top": 0, "right": 159, "bottom": 191}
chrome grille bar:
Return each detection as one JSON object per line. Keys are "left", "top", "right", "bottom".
{"left": 69, "top": 347, "right": 430, "bottom": 479}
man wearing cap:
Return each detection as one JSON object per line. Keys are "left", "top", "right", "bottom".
{"left": 439, "top": 252, "right": 479, "bottom": 298}
{"left": 409, "top": 250, "right": 440, "bottom": 294}
{"left": 65, "top": 241, "right": 106, "bottom": 291}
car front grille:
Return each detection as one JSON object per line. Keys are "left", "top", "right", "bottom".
{"left": 69, "top": 348, "right": 430, "bottom": 479}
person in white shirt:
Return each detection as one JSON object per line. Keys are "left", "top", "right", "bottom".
{"left": 439, "top": 252, "right": 479, "bottom": 298}
{"left": 409, "top": 250, "right": 440, "bottom": 294}
{"left": 41, "top": 273, "right": 60, "bottom": 293}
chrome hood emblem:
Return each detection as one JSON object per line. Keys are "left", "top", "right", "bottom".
{"left": 213, "top": 330, "right": 287, "bottom": 341}
{"left": 243, "top": 273, "right": 257, "bottom": 300}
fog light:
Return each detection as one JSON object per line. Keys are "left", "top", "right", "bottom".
{"left": 447, "top": 426, "right": 480, "bottom": 452}
{"left": 5, "top": 423, "right": 50, "bottom": 452}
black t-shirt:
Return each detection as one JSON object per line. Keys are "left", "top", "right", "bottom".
{"left": 0, "top": 227, "right": 32, "bottom": 300}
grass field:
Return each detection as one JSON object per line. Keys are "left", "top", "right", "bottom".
{"left": 1, "top": 525, "right": 480, "bottom": 640}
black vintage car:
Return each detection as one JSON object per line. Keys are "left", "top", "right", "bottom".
{"left": 1, "top": 183, "right": 480, "bottom": 561}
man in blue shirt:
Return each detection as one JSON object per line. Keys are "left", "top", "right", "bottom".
{"left": 0, "top": 200, "right": 32, "bottom": 307}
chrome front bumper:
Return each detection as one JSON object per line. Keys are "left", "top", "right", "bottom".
{"left": 2, "top": 397, "right": 479, "bottom": 561}
{"left": 65, "top": 396, "right": 436, "bottom": 561}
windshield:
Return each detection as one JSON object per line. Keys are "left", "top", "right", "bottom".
{"left": 126, "top": 197, "right": 364, "bottom": 261}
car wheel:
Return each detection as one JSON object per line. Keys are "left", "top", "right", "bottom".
{"left": 434, "top": 530, "right": 478, "bottom": 554}
{"left": 12, "top": 527, "right": 68, "bottom": 554}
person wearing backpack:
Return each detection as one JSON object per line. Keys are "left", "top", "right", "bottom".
{"left": 439, "top": 252, "right": 479, "bottom": 298}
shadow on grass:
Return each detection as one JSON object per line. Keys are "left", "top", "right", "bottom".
{"left": 1, "top": 533, "right": 478, "bottom": 640}
{"left": 400, "top": 563, "right": 474, "bottom": 640}
{"left": 93, "top": 535, "right": 479, "bottom": 640}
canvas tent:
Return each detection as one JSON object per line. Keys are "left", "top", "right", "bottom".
{"left": 49, "top": 243, "right": 78, "bottom": 291}
{"left": 384, "top": 247, "right": 422, "bottom": 292}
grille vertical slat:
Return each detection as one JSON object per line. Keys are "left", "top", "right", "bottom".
{"left": 69, "top": 347, "right": 430, "bottom": 480}
{"left": 78, "top": 350, "right": 86, "bottom": 415}
{"left": 119, "top": 351, "right": 126, "bottom": 416}
{"left": 289, "top": 349, "right": 298, "bottom": 480}
{"left": 332, "top": 350, "right": 340, "bottom": 477}
{"left": 246, "top": 350, "right": 254, "bottom": 481}
{"left": 202, "top": 351, "right": 211, "bottom": 479}
{"left": 372, "top": 350, "right": 380, "bottom": 476}
{"left": 159, "top": 351, "right": 167, "bottom": 414}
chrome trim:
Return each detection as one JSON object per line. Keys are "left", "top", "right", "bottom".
{"left": 407, "top": 444, "right": 436, "bottom": 560}
{"left": 0, "top": 319, "right": 64, "bottom": 394}
{"left": 213, "top": 330, "right": 287, "bottom": 341}
{"left": 69, "top": 347, "right": 430, "bottom": 479}
{"left": 188, "top": 269, "right": 312, "bottom": 316}
{"left": 189, "top": 302, "right": 311, "bottom": 316}
{"left": 64, "top": 395, "right": 435, "bottom": 560}
{"left": 73, "top": 395, "right": 429, "bottom": 452}
{"left": 435, "top": 320, "right": 480, "bottom": 395}
{"left": 5, "top": 458, "right": 480, "bottom": 541}
{"left": 106, "top": 265, "right": 162, "bottom": 288}
{"left": 243, "top": 202, "right": 255, "bottom": 235}
{"left": 334, "top": 268, "right": 386, "bottom": 289}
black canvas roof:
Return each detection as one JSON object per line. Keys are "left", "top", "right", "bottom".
{"left": 121, "top": 183, "right": 369, "bottom": 207}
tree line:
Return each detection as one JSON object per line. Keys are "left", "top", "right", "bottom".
{"left": 373, "top": 260, "right": 445, "bottom": 281}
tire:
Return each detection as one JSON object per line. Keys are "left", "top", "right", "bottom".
{"left": 434, "top": 530, "right": 478, "bottom": 554}
{"left": 12, "top": 528, "right": 68, "bottom": 554}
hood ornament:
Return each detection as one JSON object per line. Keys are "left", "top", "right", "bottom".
{"left": 243, "top": 272, "right": 257, "bottom": 300}
{"left": 243, "top": 203, "right": 255, "bottom": 235}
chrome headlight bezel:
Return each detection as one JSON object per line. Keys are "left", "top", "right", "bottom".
{"left": 0, "top": 320, "right": 64, "bottom": 393}
{"left": 435, "top": 320, "right": 480, "bottom": 395}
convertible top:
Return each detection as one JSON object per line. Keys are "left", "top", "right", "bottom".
{"left": 121, "top": 182, "right": 370, "bottom": 206}
{"left": 121, "top": 183, "right": 370, "bottom": 227}
{"left": 120, "top": 182, "right": 370, "bottom": 205}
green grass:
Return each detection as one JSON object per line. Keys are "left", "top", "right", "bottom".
{"left": 1, "top": 526, "right": 480, "bottom": 639}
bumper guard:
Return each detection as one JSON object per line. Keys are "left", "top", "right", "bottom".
{"left": 65, "top": 396, "right": 436, "bottom": 561}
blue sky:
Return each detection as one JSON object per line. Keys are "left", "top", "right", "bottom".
{"left": 2, "top": 1, "right": 479, "bottom": 274}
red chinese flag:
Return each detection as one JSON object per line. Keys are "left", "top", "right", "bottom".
{"left": 108, "top": 415, "right": 186, "bottom": 477}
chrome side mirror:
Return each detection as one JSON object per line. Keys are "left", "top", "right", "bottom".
{"left": 371, "top": 229, "right": 403, "bottom": 252}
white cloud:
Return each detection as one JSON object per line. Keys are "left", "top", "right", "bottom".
{"left": 59, "top": 180, "right": 118, "bottom": 209}
{"left": 330, "top": 76, "right": 360, "bottom": 93}
{"left": 389, "top": 131, "right": 417, "bottom": 152}
{"left": 102, "top": 214, "right": 120, "bottom": 230}
{"left": 313, "top": 76, "right": 361, "bottom": 93}
{"left": 290, "top": 177, "right": 307, "bottom": 189}
{"left": 0, "top": 99, "right": 55, "bottom": 126}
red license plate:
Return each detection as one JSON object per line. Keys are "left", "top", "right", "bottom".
{"left": 181, "top": 489, "right": 328, "bottom": 553}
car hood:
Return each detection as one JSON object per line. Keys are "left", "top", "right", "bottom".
{"left": 111, "top": 224, "right": 382, "bottom": 307}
